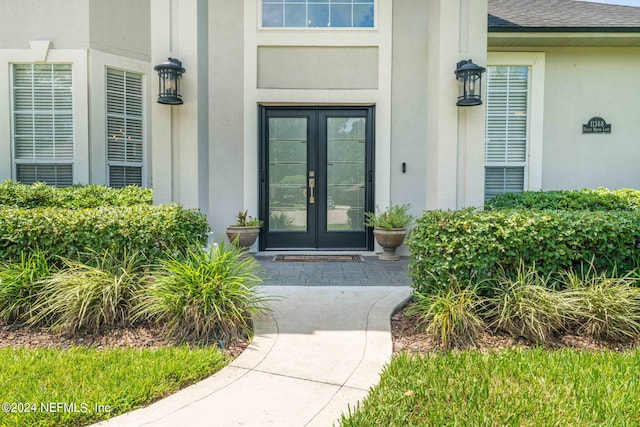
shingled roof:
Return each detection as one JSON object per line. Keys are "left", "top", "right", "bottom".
{"left": 489, "top": 0, "right": 640, "bottom": 31}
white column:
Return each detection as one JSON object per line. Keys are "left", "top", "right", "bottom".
{"left": 457, "top": 0, "right": 488, "bottom": 208}
{"left": 150, "top": 0, "right": 209, "bottom": 212}
{"left": 425, "top": 0, "right": 487, "bottom": 210}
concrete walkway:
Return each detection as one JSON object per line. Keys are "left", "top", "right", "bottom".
{"left": 94, "top": 285, "right": 412, "bottom": 427}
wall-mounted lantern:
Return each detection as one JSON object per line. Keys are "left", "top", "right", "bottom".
{"left": 455, "top": 59, "right": 486, "bottom": 107}
{"left": 154, "top": 58, "right": 185, "bottom": 105}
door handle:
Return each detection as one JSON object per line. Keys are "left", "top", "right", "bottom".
{"left": 308, "top": 171, "right": 315, "bottom": 204}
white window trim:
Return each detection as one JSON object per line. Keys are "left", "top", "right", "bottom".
{"left": 487, "top": 52, "right": 545, "bottom": 192}
{"left": 89, "top": 51, "right": 149, "bottom": 187}
{"left": 0, "top": 47, "right": 89, "bottom": 184}
{"left": 257, "top": 0, "right": 378, "bottom": 30}
{"left": 12, "top": 63, "right": 75, "bottom": 186}
{"left": 105, "top": 67, "right": 145, "bottom": 187}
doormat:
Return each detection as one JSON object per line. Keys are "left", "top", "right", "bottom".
{"left": 273, "top": 254, "right": 364, "bottom": 262}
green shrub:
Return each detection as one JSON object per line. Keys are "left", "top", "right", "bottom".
{"left": 407, "top": 208, "right": 640, "bottom": 294}
{"left": 29, "top": 250, "right": 147, "bottom": 333}
{"left": 0, "top": 180, "right": 152, "bottom": 208}
{"left": 134, "top": 242, "right": 268, "bottom": 342}
{"left": 0, "top": 251, "right": 54, "bottom": 323}
{"left": 0, "top": 204, "right": 209, "bottom": 263}
{"left": 484, "top": 264, "right": 568, "bottom": 343}
{"left": 486, "top": 188, "right": 640, "bottom": 211}
{"left": 408, "top": 279, "right": 485, "bottom": 348}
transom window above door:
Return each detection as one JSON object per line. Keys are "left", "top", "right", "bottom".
{"left": 262, "top": 0, "right": 374, "bottom": 28}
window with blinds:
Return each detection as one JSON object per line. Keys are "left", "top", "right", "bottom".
{"left": 12, "top": 64, "right": 74, "bottom": 186}
{"left": 106, "top": 68, "right": 143, "bottom": 188}
{"left": 485, "top": 65, "right": 530, "bottom": 200}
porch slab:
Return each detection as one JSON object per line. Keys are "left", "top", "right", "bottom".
{"left": 256, "top": 254, "right": 412, "bottom": 287}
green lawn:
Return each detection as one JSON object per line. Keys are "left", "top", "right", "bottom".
{"left": 0, "top": 346, "right": 227, "bottom": 427}
{"left": 341, "top": 348, "right": 640, "bottom": 426}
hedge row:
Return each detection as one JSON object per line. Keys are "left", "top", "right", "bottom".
{"left": 407, "top": 208, "right": 640, "bottom": 295}
{"left": 0, "top": 180, "right": 153, "bottom": 208}
{"left": 0, "top": 204, "right": 209, "bottom": 263}
{"left": 485, "top": 188, "right": 640, "bottom": 211}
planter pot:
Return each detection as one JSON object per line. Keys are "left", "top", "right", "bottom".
{"left": 226, "top": 226, "right": 260, "bottom": 248}
{"left": 373, "top": 227, "right": 407, "bottom": 261}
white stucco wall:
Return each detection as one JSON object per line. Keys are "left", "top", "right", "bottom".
{"left": 89, "top": 0, "right": 150, "bottom": 61}
{"left": 391, "top": 0, "right": 428, "bottom": 213}
{"left": 0, "top": 1, "right": 151, "bottom": 186}
{"left": 0, "top": 0, "right": 150, "bottom": 61}
{"left": 425, "top": 0, "right": 488, "bottom": 211}
{"left": 0, "top": 0, "right": 90, "bottom": 50}
{"left": 0, "top": 46, "right": 90, "bottom": 183}
{"left": 541, "top": 47, "right": 640, "bottom": 190}
{"left": 151, "top": 0, "right": 209, "bottom": 213}
{"left": 150, "top": 0, "right": 489, "bottom": 250}
{"left": 209, "top": 0, "right": 245, "bottom": 238}
{"left": 257, "top": 46, "right": 379, "bottom": 89}
{"left": 489, "top": 45, "right": 640, "bottom": 192}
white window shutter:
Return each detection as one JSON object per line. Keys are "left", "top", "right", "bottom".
{"left": 106, "top": 68, "right": 144, "bottom": 187}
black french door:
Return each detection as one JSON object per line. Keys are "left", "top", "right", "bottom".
{"left": 259, "top": 107, "right": 374, "bottom": 250}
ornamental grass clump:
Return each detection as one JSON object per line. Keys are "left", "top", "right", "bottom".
{"left": 0, "top": 251, "right": 54, "bottom": 323}
{"left": 407, "top": 278, "right": 485, "bottom": 348}
{"left": 29, "top": 250, "right": 147, "bottom": 333}
{"left": 561, "top": 269, "right": 640, "bottom": 341}
{"left": 485, "top": 263, "right": 568, "bottom": 344}
{"left": 134, "top": 242, "right": 268, "bottom": 342}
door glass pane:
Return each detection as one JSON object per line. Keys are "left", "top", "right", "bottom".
{"left": 269, "top": 118, "right": 307, "bottom": 231}
{"left": 326, "top": 117, "right": 365, "bottom": 231}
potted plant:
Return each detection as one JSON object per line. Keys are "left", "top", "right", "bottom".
{"left": 365, "top": 204, "right": 413, "bottom": 260}
{"left": 226, "top": 210, "right": 263, "bottom": 248}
